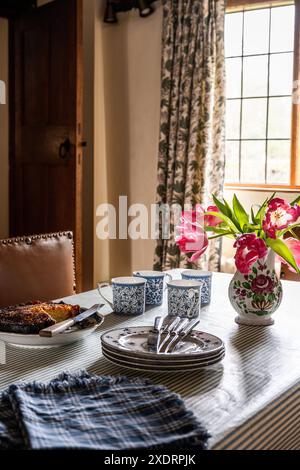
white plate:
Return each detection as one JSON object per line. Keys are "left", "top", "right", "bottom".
{"left": 101, "top": 326, "right": 224, "bottom": 359}
{"left": 102, "top": 349, "right": 225, "bottom": 372}
{"left": 0, "top": 311, "right": 104, "bottom": 347}
{"left": 102, "top": 343, "right": 225, "bottom": 365}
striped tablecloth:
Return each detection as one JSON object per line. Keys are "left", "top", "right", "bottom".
{"left": 0, "top": 270, "right": 300, "bottom": 450}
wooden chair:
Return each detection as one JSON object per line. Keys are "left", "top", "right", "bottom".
{"left": 0, "top": 232, "right": 76, "bottom": 308}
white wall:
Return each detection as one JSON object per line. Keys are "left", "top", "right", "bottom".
{"left": 93, "top": 1, "right": 162, "bottom": 283}
{"left": 0, "top": 18, "right": 9, "bottom": 239}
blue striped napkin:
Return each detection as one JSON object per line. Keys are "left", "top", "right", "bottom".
{"left": 0, "top": 371, "right": 209, "bottom": 450}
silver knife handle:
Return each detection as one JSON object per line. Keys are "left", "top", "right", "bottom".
{"left": 166, "top": 316, "right": 181, "bottom": 332}
{"left": 153, "top": 316, "right": 163, "bottom": 332}
{"left": 171, "top": 318, "right": 190, "bottom": 335}
{"left": 180, "top": 318, "right": 200, "bottom": 337}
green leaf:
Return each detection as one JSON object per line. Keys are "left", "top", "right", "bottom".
{"left": 212, "top": 195, "right": 242, "bottom": 231}
{"left": 252, "top": 267, "right": 257, "bottom": 274}
{"left": 242, "top": 282, "right": 251, "bottom": 289}
{"left": 205, "top": 211, "right": 239, "bottom": 233}
{"left": 266, "top": 238, "right": 300, "bottom": 273}
{"left": 251, "top": 206, "right": 256, "bottom": 224}
{"left": 232, "top": 194, "right": 249, "bottom": 231}
{"left": 208, "top": 231, "right": 233, "bottom": 240}
{"left": 212, "top": 194, "right": 232, "bottom": 217}
{"left": 291, "top": 195, "right": 300, "bottom": 206}
{"left": 255, "top": 197, "right": 269, "bottom": 223}
{"left": 205, "top": 226, "right": 232, "bottom": 234}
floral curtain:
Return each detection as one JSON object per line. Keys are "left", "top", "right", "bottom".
{"left": 153, "top": 0, "right": 226, "bottom": 272}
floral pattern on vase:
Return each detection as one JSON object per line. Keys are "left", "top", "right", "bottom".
{"left": 229, "top": 250, "right": 283, "bottom": 326}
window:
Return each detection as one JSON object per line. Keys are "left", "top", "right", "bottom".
{"left": 225, "top": 1, "right": 300, "bottom": 189}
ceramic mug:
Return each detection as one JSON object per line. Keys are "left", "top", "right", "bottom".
{"left": 97, "top": 277, "right": 147, "bottom": 316}
{"left": 166, "top": 279, "right": 203, "bottom": 319}
{"left": 181, "top": 270, "right": 212, "bottom": 307}
{"left": 132, "top": 270, "right": 172, "bottom": 305}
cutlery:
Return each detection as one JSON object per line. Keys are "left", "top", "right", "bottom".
{"left": 39, "top": 304, "right": 104, "bottom": 337}
{"left": 147, "top": 316, "right": 164, "bottom": 352}
{"left": 157, "top": 316, "right": 181, "bottom": 353}
{"left": 166, "top": 318, "right": 200, "bottom": 353}
{"left": 164, "top": 317, "right": 190, "bottom": 353}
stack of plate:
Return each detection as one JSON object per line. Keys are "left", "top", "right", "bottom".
{"left": 101, "top": 326, "right": 225, "bottom": 372}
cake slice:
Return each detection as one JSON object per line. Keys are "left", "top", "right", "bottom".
{"left": 0, "top": 302, "right": 80, "bottom": 334}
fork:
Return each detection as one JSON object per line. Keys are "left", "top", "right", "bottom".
{"left": 163, "top": 317, "right": 190, "bottom": 353}
{"left": 166, "top": 318, "right": 200, "bottom": 353}
{"left": 157, "top": 316, "right": 181, "bottom": 353}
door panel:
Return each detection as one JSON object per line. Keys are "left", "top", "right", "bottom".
{"left": 10, "top": 0, "right": 83, "bottom": 289}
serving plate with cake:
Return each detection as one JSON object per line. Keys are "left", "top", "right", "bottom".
{"left": 0, "top": 301, "right": 104, "bottom": 347}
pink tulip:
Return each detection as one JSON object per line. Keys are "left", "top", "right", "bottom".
{"left": 176, "top": 209, "right": 208, "bottom": 262}
{"left": 278, "top": 237, "right": 300, "bottom": 273}
{"left": 205, "top": 205, "right": 222, "bottom": 227}
{"left": 180, "top": 205, "right": 205, "bottom": 227}
{"left": 262, "top": 198, "right": 300, "bottom": 239}
{"left": 234, "top": 233, "right": 268, "bottom": 274}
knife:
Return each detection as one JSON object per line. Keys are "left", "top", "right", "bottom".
{"left": 39, "top": 304, "right": 104, "bottom": 337}
{"left": 166, "top": 318, "right": 200, "bottom": 353}
{"left": 157, "top": 316, "right": 181, "bottom": 353}
{"left": 147, "top": 316, "right": 164, "bottom": 352}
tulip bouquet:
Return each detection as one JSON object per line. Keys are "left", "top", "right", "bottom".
{"left": 176, "top": 193, "right": 300, "bottom": 275}
{"left": 175, "top": 193, "right": 300, "bottom": 325}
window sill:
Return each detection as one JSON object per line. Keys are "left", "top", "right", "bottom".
{"left": 225, "top": 183, "right": 300, "bottom": 193}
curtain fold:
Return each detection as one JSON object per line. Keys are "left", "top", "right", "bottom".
{"left": 154, "top": 0, "right": 226, "bottom": 271}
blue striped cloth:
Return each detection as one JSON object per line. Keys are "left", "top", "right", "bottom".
{"left": 0, "top": 371, "right": 209, "bottom": 450}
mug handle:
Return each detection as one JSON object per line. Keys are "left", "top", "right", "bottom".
{"left": 187, "top": 283, "right": 203, "bottom": 316}
{"left": 164, "top": 272, "right": 172, "bottom": 290}
{"left": 186, "top": 289, "right": 197, "bottom": 317}
{"left": 97, "top": 282, "right": 114, "bottom": 310}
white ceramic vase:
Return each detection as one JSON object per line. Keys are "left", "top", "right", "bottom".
{"left": 228, "top": 250, "right": 283, "bottom": 326}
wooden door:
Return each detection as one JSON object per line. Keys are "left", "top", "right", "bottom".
{"left": 10, "top": 0, "right": 83, "bottom": 290}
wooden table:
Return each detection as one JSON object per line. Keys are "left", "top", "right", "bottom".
{"left": 1, "top": 270, "right": 300, "bottom": 450}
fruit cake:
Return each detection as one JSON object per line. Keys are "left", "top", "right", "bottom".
{"left": 0, "top": 301, "right": 80, "bottom": 334}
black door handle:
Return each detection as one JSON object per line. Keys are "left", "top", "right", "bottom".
{"left": 59, "top": 138, "right": 71, "bottom": 159}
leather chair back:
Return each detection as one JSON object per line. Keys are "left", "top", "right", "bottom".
{"left": 0, "top": 232, "right": 76, "bottom": 308}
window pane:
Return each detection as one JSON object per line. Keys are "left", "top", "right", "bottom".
{"left": 243, "top": 55, "right": 268, "bottom": 97}
{"left": 241, "top": 141, "right": 266, "bottom": 184}
{"left": 225, "top": 141, "right": 240, "bottom": 182}
{"left": 226, "top": 100, "right": 241, "bottom": 139}
{"left": 270, "top": 6, "right": 295, "bottom": 53}
{"left": 269, "top": 53, "right": 293, "bottom": 96}
{"left": 242, "top": 98, "right": 267, "bottom": 139}
{"left": 225, "top": 12, "right": 243, "bottom": 57}
{"left": 226, "top": 58, "right": 242, "bottom": 98}
{"left": 268, "top": 97, "right": 292, "bottom": 138}
{"left": 267, "top": 140, "right": 291, "bottom": 184}
{"left": 244, "top": 9, "right": 270, "bottom": 55}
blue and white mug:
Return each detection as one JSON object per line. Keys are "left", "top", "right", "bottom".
{"left": 181, "top": 270, "right": 212, "bottom": 307}
{"left": 97, "top": 277, "right": 147, "bottom": 316}
{"left": 166, "top": 279, "right": 202, "bottom": 319}
{"left": 133, "top": 270, "right": 172, "bottom": 305}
